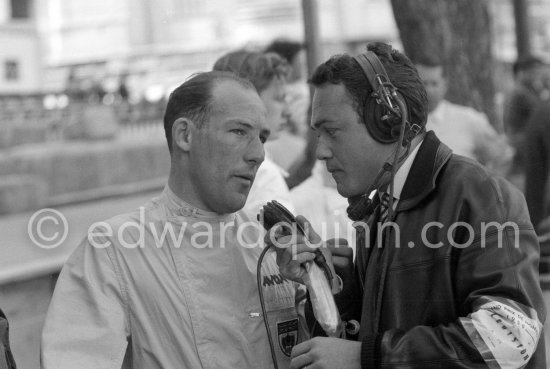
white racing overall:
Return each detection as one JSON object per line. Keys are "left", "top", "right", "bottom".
{"left": 41, "top": 187, "right": 305, "bottom": 369}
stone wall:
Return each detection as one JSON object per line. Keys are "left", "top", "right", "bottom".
{"left": 0, "top": 136, "right": 169, "bottom": 214}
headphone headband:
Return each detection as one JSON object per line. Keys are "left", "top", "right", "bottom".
{"left": 353, "top": 51, "right": 402, "bottom": 121}
{"left": 352, "top": 49, "right": 420, "bottom": 146}
{"left": 354, "top": 51, "right": 390, "bottom": 98}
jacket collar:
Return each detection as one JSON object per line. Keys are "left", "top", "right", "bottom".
{"left": 396, "top": 131, "right": 452, "bottom": 211}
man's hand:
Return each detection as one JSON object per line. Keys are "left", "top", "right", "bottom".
{"left": 265, "top": 215, "right": 322, "bottom": 284}
{"left": 265, "top": 216, "right": 353, "bottom": 289}
{"left": 289, "top": 337, "right": 361, "bottom": 369}
{"left": 325, "top": 238, "right": 353, "bottom": 276}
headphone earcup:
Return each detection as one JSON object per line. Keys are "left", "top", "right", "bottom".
{"left": 363, "top": 92, "right": 406, "bottom": 144}
{"left": 363, "top": 96, "right": 401, "bottom": 144}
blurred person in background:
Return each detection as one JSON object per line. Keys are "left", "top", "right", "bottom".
{"left": 64, "top": 67, "right": 86, "bottom": 103}
{"left": 263, "top": 39, "right": 317, "bottom": 189}
{"left": 213, "top": 50, "right": 295, "bottom": 216}
{"left": 503, "top": 56, "right": 546, "bottom": 176}
{"left": 265, "top": 39, "right": 309, "bottom": 136}
{"left": 263, "top": 39, "right": 309, "bottom": 171}
{"left": 264, "top": 39, "right": 317, "bottom": 189}
{"left": 41, "top": 71, "right": 305, "bottom": 368}
{"left": 415, "top": 57, "right": 513, "bottom": 174}
{"left": 118, "top": 73, "right": 130, "bottom": 103}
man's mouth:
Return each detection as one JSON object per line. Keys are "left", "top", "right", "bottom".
{"left": 327, "top": 168, "right": 343, "bottom": 182}
{"left": 234, "top": 173, "right": 254, "bottom": 183}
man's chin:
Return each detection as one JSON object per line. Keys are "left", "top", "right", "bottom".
{"left": 228, "top": 198, "right": 248, "bottom": 214}
{"left": 335, "top": 183, "right": 353, "bottom": 198}
{"left": 336, "top": 182, "right": 367, "bottom": 199}
{"left": 213, "top": 194, "right": 248, "bottom": 215}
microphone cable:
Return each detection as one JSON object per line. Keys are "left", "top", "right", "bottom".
{"left": 256, "top": 243, "right": 279, "bottom": 369}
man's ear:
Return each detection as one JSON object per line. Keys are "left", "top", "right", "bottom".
{"left": 172, "top": 117, "right": 193, "bottom": 152}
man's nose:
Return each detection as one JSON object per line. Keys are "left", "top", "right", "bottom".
{"left": 316, "top": 139, "right": 332, "bottom": 161}
{"left": 245, "top": 137, "right": 265, "bottom": 166}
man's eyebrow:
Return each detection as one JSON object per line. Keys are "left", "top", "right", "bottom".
{"left": 225, "top": 120, "right": 254, "bottom": 129}
{"left": 312, "top": 119, "right": 333, "bottom": 130}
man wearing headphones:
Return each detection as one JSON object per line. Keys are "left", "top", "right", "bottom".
{"left": 273, "top": 43, "right": 545, "bottom": 368}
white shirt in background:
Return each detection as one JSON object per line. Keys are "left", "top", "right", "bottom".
{"left": 291, "top": 161, "right": 354, "bottom": 249}
{"left": 244, "top": 155, "right": 294, "bottom": 219}
{"left": 427, "top": 100, "right": 513, "bottom": 172}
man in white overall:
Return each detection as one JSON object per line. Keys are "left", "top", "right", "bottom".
{"left": 41, "top": 71, "right": 304, "bottom": 369}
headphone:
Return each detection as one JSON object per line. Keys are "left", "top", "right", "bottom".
{"left": 346, "top": 49, "right": 422, "bottom": 221}
{"left": 353, "top": 50, "right": 420, "bottom": 146}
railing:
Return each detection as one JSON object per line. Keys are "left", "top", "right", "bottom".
{"left": 0, "top": 93, "right": 166, "bottom": 148}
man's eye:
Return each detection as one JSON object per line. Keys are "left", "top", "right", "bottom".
{"left": 231, "top": 129, "right": 246, "bottom": 136}
{"left": 326, "top": 128, "right": 337, "bottom": 137}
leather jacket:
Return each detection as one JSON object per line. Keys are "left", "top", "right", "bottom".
{"left": 336, "top": 132, "right": 546, "bottom": 368}
{"left": 0, "top": 309, "right": 16, "bottom": 369}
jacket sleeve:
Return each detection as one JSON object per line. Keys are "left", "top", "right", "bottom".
{"left": 41, "top": 236, "right": 129, "bottom": 369}
{"left": 524, "top": 105, "right": 550, "bottom": 230}
{"left": 361, "top": 180, "right": 546, "bottom": 369}
{"left": 0, "top": 309, "right": 17, "bottom": 369}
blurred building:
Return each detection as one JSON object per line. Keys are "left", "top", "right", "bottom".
{"left": 0, "top": 0, "right": 43, "bottom": 94}
{"left": 1, "top": 0, "right": 550, "bottom": 99}
{"left": 35, "top": 0, "right": 398, "bottom": 100}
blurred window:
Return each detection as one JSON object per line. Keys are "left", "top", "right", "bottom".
{"left": 5, "top": 60, "right": 19, "bottom": 81}
{"left": 10, "top": 0, "right": 32, "bottom": 19}
{"left": 172, "top": 0, "right": 206, "bottom": 17}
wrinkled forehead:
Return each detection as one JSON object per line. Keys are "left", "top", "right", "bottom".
{"left": 211, "top": 81, "right": 267, "bottom": 126}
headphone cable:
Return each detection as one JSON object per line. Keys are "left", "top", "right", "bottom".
{"left": 387, "top": 96, "right": 410, "bottom": 221}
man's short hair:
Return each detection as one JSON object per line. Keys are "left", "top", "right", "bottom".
{"left": 265, "top": 39, "right": 304, "bottom": 64}
{"left": 213, "top": 50, "right": 289, "bottom": 93}
{"left": 163, "top": 71, "right": 253, "bottom": 153}
{"left": 310, "top": 42, "right": 428, "bottom": 135}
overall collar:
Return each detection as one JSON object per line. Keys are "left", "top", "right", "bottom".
{"left": 161, "top": 185, "right": 235, "bottom": 221}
